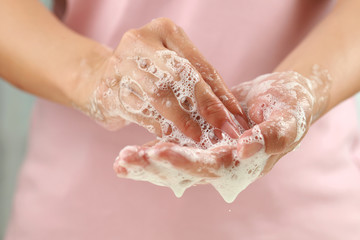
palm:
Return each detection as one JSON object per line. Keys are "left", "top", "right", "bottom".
{"left": 114, "top": 70, "right": 325, "bottom": 202}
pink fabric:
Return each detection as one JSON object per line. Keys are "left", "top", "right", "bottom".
{"left": 6, "top": 0, "right": 360, "bottom": 239}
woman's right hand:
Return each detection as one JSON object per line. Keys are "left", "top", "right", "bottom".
{"left": 74, "top": 18, "right": 248, "bottom": 144}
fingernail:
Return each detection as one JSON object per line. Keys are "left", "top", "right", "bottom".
{"left": 221, "top": 121, "right": 241, "bottom": 139}
{"left": 113, "top": 162, "right": 128, "bottom": 175}
{"left": 212, "top": 128, "right": 224, "bottom": 143}
{"left": 237, "top": 142, "right": 263, "bottom": 159}
{"left": 237, "top": 105, "right": 244, "bottom": 115}
{"left": 235, "top": 114, "right": 250, "bottom": 130}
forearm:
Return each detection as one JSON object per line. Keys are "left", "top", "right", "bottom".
{"left": 0, "top": 0, "right": 111, "bottom": 106}
{"left": 275, "top": 0, "right": 360, "bottom": 114}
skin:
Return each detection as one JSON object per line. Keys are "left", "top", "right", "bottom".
{"left": 0, "top": 0, "right": 247, "bottom": 141}
{"left": 115, "top": 71, "right": 321, "bottom": 180}
{"left": 115, "top": 0, "right": 360, "bottom": 179}
{"left": 82, "top": 24, "right": 248, "bottom": 141}
{"left": 1, "top": 1, "right": 360, "bottom": 182}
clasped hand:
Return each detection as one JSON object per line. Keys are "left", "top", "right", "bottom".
{"left": 75, "top": 18, "right": 331, "bottom": 201}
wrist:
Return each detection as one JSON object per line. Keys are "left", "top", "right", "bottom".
{"left": 67, "top": 40, "right": 113, "bottom": 110}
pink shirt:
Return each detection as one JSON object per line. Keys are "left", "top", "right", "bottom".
{"left": 6, "top": 0, "right": 360, "bottom": 239}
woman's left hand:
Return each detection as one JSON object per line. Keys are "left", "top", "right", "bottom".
{"left": 232, "top": 68, "right": 331, "bottom": 173}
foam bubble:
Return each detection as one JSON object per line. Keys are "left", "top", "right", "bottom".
{"left": 117, "top": 125, "right": 267, "bottom": 203}
{"left": 107, "top": 51, "right": 331, "bottom": 203}
{"left": 129, "top": 50, "right": 245, "bottom": 149}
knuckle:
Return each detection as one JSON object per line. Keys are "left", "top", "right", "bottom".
{"left": 149, "top": 88, "right": 169, "bottom": 99}
{"left": 223, "top": 96, "right": 239, "bottom": 110}
{"left": 227, "top": 96, "right": 238, "bottom": 106}
{"left": 151, "top": 17, "right": 180, "bottom": 35}
{"left": 201, "top": 100, "right": 226, "bottom": 119}
{"left": 179, "top": 114, "right": 197, "bottom": 132}
{"left": 122, "top": 28, "right": 141, "bottom": 42}
{"left": 263, "top": 124, "right": 289, "bottom": 154}
{"left": 154, "top": 17, "right": 175, "bottom": 28}
{"left": 275, "top": 136, "right": 287, "bottom": 152}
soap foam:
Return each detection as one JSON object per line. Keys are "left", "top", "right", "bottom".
{"left": 113, "top": 50, "right": 268, "bottom": 203}
{"left": 115, "top": 125, "right": 267, "bottom": 203}
{"left": 131, "top": 50, "right": 244, "bottom": 149}
{"left": 109, "top": 51, "right": 331, "bottom": 203}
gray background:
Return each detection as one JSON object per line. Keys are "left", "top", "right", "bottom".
{"left": 1, "top": 0, "right": 360, "bottom": 238}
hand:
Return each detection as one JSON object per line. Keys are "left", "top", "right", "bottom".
{"left": 113, "top": 141, "right": 244, "bottom": 202}
{"left": 74, "top": 18, "right": 248, "bottom": 144}
{"left": 113, "top": 66, "right": 332, "bottom": 202}
{"left": 233, "top": 66, "right": 331, "bottom": 173}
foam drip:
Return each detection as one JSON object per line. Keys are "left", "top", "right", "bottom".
{"left": 102, "top": 50, "right": 332, "bottom": 203}
{"left": 112, "top": 50, "right": 270, "bottom": 203}
{"left": 115, "top": 125, "right": 267, "bottom": 203}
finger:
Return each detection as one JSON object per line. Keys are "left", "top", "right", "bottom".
{"left": 155, "top": 143, "right": 236, "bottom": 171}
{"left": 154, "top": 143, "right": 219, "bottom": 177}
{"left": 114, "top": 141, "right": 226, "bottom": 198}
{"left": 114, "top": 142, "right": 217, "bottom": 178}
{"left": 109, "top": 52, "right": 202, "bottom": 140}
{"left": 115, "top": 141, "right": 237, "bottom": 179}
{"left": 113, "top": 145, "right": 151, "bottom": 176}
{"left": 177, "top": 49, "right": 249, "bottom": 131}
{"left": 154, "top": 49, "right": 243, "bottom": 140}
{"left": 113, "top": 139, "right": 161, "bottom": 176}
{"left": 153, "top": 19, "right": 249, "bottom": 130}
{"left": 119, "top": 23, "right": 243, "bottom": 140}
{"left": 143, "top": 139, "right": 160, "bottom": 147}
{"left": 237, "top": 114, "right": 298, "bottom": 159}
{"left": 94, "top": 54, "right": 165, "bottom": 134}
{"left": 230, "top": 81, "right": 253, "bottom": 104}
{"left": 258, "top": 115, "right": 298, "bottom": 155}
{"left": 127, "top": 50, "right": 240, "bottom": 141}
{"left": 194, "top": 81, "right": 241, "bottom": 139}
{"left": 154, "top": 49, "right": 243, "bottom": 139}
{"left": 125, "top": 57, "right": 203, "bottom": 141}
{"left": 261, "top": 154, "right": 284, "bottom": 175}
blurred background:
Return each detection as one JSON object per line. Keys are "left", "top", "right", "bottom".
{"left": 1, "top": 0, "right": 360, "bottom": 239}
{"left": 0, "top": 2, "right": 53, "bottom": 239}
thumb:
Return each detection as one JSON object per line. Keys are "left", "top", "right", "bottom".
{"left": 237, "top": 114, "right": 298, "bottom": 159}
